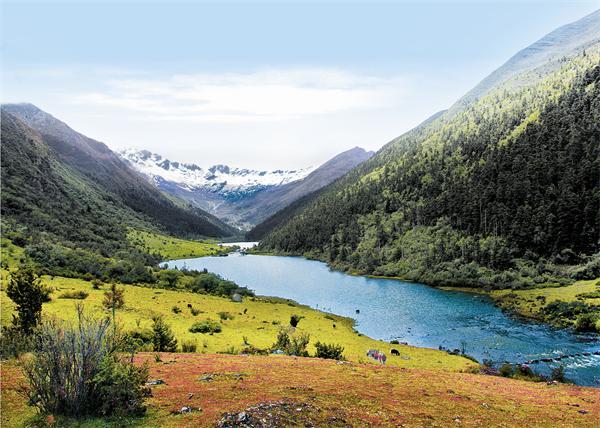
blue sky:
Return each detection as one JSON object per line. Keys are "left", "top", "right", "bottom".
{"left": 2, "top": 0, "right": 599, "bottom": 168}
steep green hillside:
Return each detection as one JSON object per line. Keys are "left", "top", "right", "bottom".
{"left": 1, "top": 108, "right": 236, "bottom": 283}
{"left": 1, "top": 104, "right": 236, "bottom": 239}
{"left": 259, "top": 48, "right": 600, "bottom": 289}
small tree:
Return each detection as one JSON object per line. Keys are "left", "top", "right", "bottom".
{"left": 151, "top": 316, "right": 177, "bottom": 352}
{"left": 290, "top": 314, "right": 304, "bottom": 328}
{"left": 6, "top": 266, "right": 47, "bottom": 335}
{"left": 103, "top": 283, "right": 125, "bottom": 312}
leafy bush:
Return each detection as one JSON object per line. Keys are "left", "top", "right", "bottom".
{"left": 181, "top": 339, "right": 197, "bottom": 353}
{"left": 190, "top": 306, "right": 201, "bottom": 316}
{"left": 499, "top": 363, "right": 514, "bottom": 377}
{"left": 289, "top": 314, "right": 304, "bottom": 328}
{"left": 314, "top": 341, "right": 345, "bottom": 360}
{"left": 151, "top": 316, "right": 177, "bottom": 352}
{"left": 23, "top": 307, "right": 149, "bottom": 417}
{"left": 93, "top": 355, "right": 150, "bottom": 416}
{"left": 574, "top": 313, "right": 599, "bottom": 333}
{"left": 172, "top": 305, "right": 182, "bottom": 314}
{"left": 189, "top": 319, "right": 222, "bottom": 334}
{"left": 272, "top": 329, "right": 310, "bottom": 357}
{"left": 59, "top": 290, "right": 89, "bottom": 299}
{"left": 6, "top": 266, "right": 50, "bottom": 334}
{"left": 218, "top": 311, "right": 234, "bottom": 320}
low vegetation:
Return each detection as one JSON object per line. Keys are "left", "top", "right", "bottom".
{"left": 4, "top": 354, "right": 599, "bottom": 427}
{"left": 127, "top": 229, "right": 227, "bottom": 260}
{"left": 491, "top": 279, "right": 600, "bottom": 331}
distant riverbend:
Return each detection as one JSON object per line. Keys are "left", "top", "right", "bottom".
{"left": 168, "top": 253, "right": 600, "bottom": 386}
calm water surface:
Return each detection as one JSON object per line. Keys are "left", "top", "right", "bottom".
{"left": 168, "top": 253, "right": 600, "bottom": 386}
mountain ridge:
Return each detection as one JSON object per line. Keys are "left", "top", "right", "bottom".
{"left": 256, "top": 12, "right": 600, "bottom": 290}
{"left": 1, "top": 103, "right": 236, "bottom": 239}
{"left": 121, "top": 146, "right": 374, "bottom": 229}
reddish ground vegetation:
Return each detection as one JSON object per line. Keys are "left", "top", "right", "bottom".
{"left": 2, "top": 353, "right": 599, "bottom": 427}
{"left": 136, "top": 353, "right": 600, "bottom": 427}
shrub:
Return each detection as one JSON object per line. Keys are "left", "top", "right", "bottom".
{"left": 6, "top": 266, "right": 49, "bottom": 334}
{"left": 272, "top": 329, "right": 310, "bottom": 356}
{"left": 190, "top": 306, "right": 201, "bottom": 316}
{"left": 290, "top": 314, "right": 304, "bottom": 328}
{"left": 91, "top": 279, "right": 102, "bottom": 290}
{"left": 126, "top": 328, "right": 154, "bottom": 352}
{"left": 59, "top": 290, "right": 89, "bottom": 300}
{"left": 0, "top": 325, "right": 33, "bottom": 358}
{"left": 93, "top": 355, "right": 150, "bottom": 416}
{"left": 499, "top": 363, "right": 514, "bottom": 377}
{"left": 189, "top": 319, "right": 222, "bottom": 334}
{"left": 551, "top": 365, "right": 567, "bottom": 382}
{"left": 574, "top": 313, "right": 599, "bottom": 333}
{"left": 172, "top": 305, "right": 182, "bottom": 314}
{"left": 151, "top": 316, "right": 177, "bottom": 352}
{"left": 181, "top": 339, "right": 197, "bottom": 353}
{"left": 218, "top": 311, "right": 234, "bottom": 320}
{"left": 314, "top": 341, "right": 345, "bottom": 360}
{"left": 23, "top": 307, "right": 149, "bottom": 417}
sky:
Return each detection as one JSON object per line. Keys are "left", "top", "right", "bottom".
{"left": 2, "top": 0, "right": 599, "bottom": 169}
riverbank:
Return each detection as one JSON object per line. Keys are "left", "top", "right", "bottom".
{"left": 250, "top": 248, "right": 600, "bottom": 333}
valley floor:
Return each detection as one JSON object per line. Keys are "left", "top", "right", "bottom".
{"left": 3, "top": 353, "right": 600, "bottom": 427}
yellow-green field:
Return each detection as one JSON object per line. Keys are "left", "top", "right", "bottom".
{"left": 0, "top": 275, "right": 473, "bottom": 371}
{"left": 127, "top": 229, "right": 227, "bottom": 260}
{"left": 490, "top": 279, "right": 600, "bottom": 328}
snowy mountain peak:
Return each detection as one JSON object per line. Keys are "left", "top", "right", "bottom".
{"left": 117, "top": 148, "right": 315, "bottom": 196}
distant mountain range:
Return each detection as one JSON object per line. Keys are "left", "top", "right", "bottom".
{"left": 118, "top": 149, "right": 316, "bottom": 199}
{"left": 120, "top": 147, "right": 373, "bottom": 229}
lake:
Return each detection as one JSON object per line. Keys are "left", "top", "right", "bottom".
{"left": 168, "top": 253, "right": 600, "bottom": 386}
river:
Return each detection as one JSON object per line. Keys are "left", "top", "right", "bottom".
{"left": 168, "top": 252, "right": 600, "bottom": 386}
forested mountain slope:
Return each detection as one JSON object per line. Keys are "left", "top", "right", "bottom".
{"left": 259, "top": 40, "right": 600, "bottom": 288}
{"left": 1, "top": 104, "right": 235, "bottom": 239}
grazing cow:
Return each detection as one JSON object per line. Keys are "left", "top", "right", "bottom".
{"left": 391, "top": 349, "right": 400, "bottom": 356}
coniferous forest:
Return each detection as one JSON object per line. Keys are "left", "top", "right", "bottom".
{"left": 257, "top": 55, "right": 600, "bottom": 289}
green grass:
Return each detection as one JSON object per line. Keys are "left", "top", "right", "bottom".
{"left": 0, "top": 275, "right": 474, "bottom": 371}
{"left": 491, "top": 278, "right": 600, "bottom": 328}
{"left": 127, "top": 229, "right": 227, "bottom": 260}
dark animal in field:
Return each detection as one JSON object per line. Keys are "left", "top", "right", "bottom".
{"left": 391, "top": 349, "right": 400, "bottom": 356}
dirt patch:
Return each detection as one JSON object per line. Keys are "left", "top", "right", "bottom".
{"left": 216, "top": 400, "right": 348, "bottom": 427}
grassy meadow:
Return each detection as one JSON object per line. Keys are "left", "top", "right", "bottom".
{"left": 127, "top": 229, "right": 227, "bottom": 260}
{"left": 491, "top": 278, "right": 600, "bottom": 330}
{"left": 0, "top": 275, "right": 473, "bottom": 371}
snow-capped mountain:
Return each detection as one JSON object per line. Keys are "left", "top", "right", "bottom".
{"left": 118, "top": 147, "right": 373, "bottom": 230}
{"left": 118, "top": 149, "right": 315, "bottom": 198}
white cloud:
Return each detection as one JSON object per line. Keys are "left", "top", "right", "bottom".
{"left": 71, "top": 68, "right": 409, "bottom": 123}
